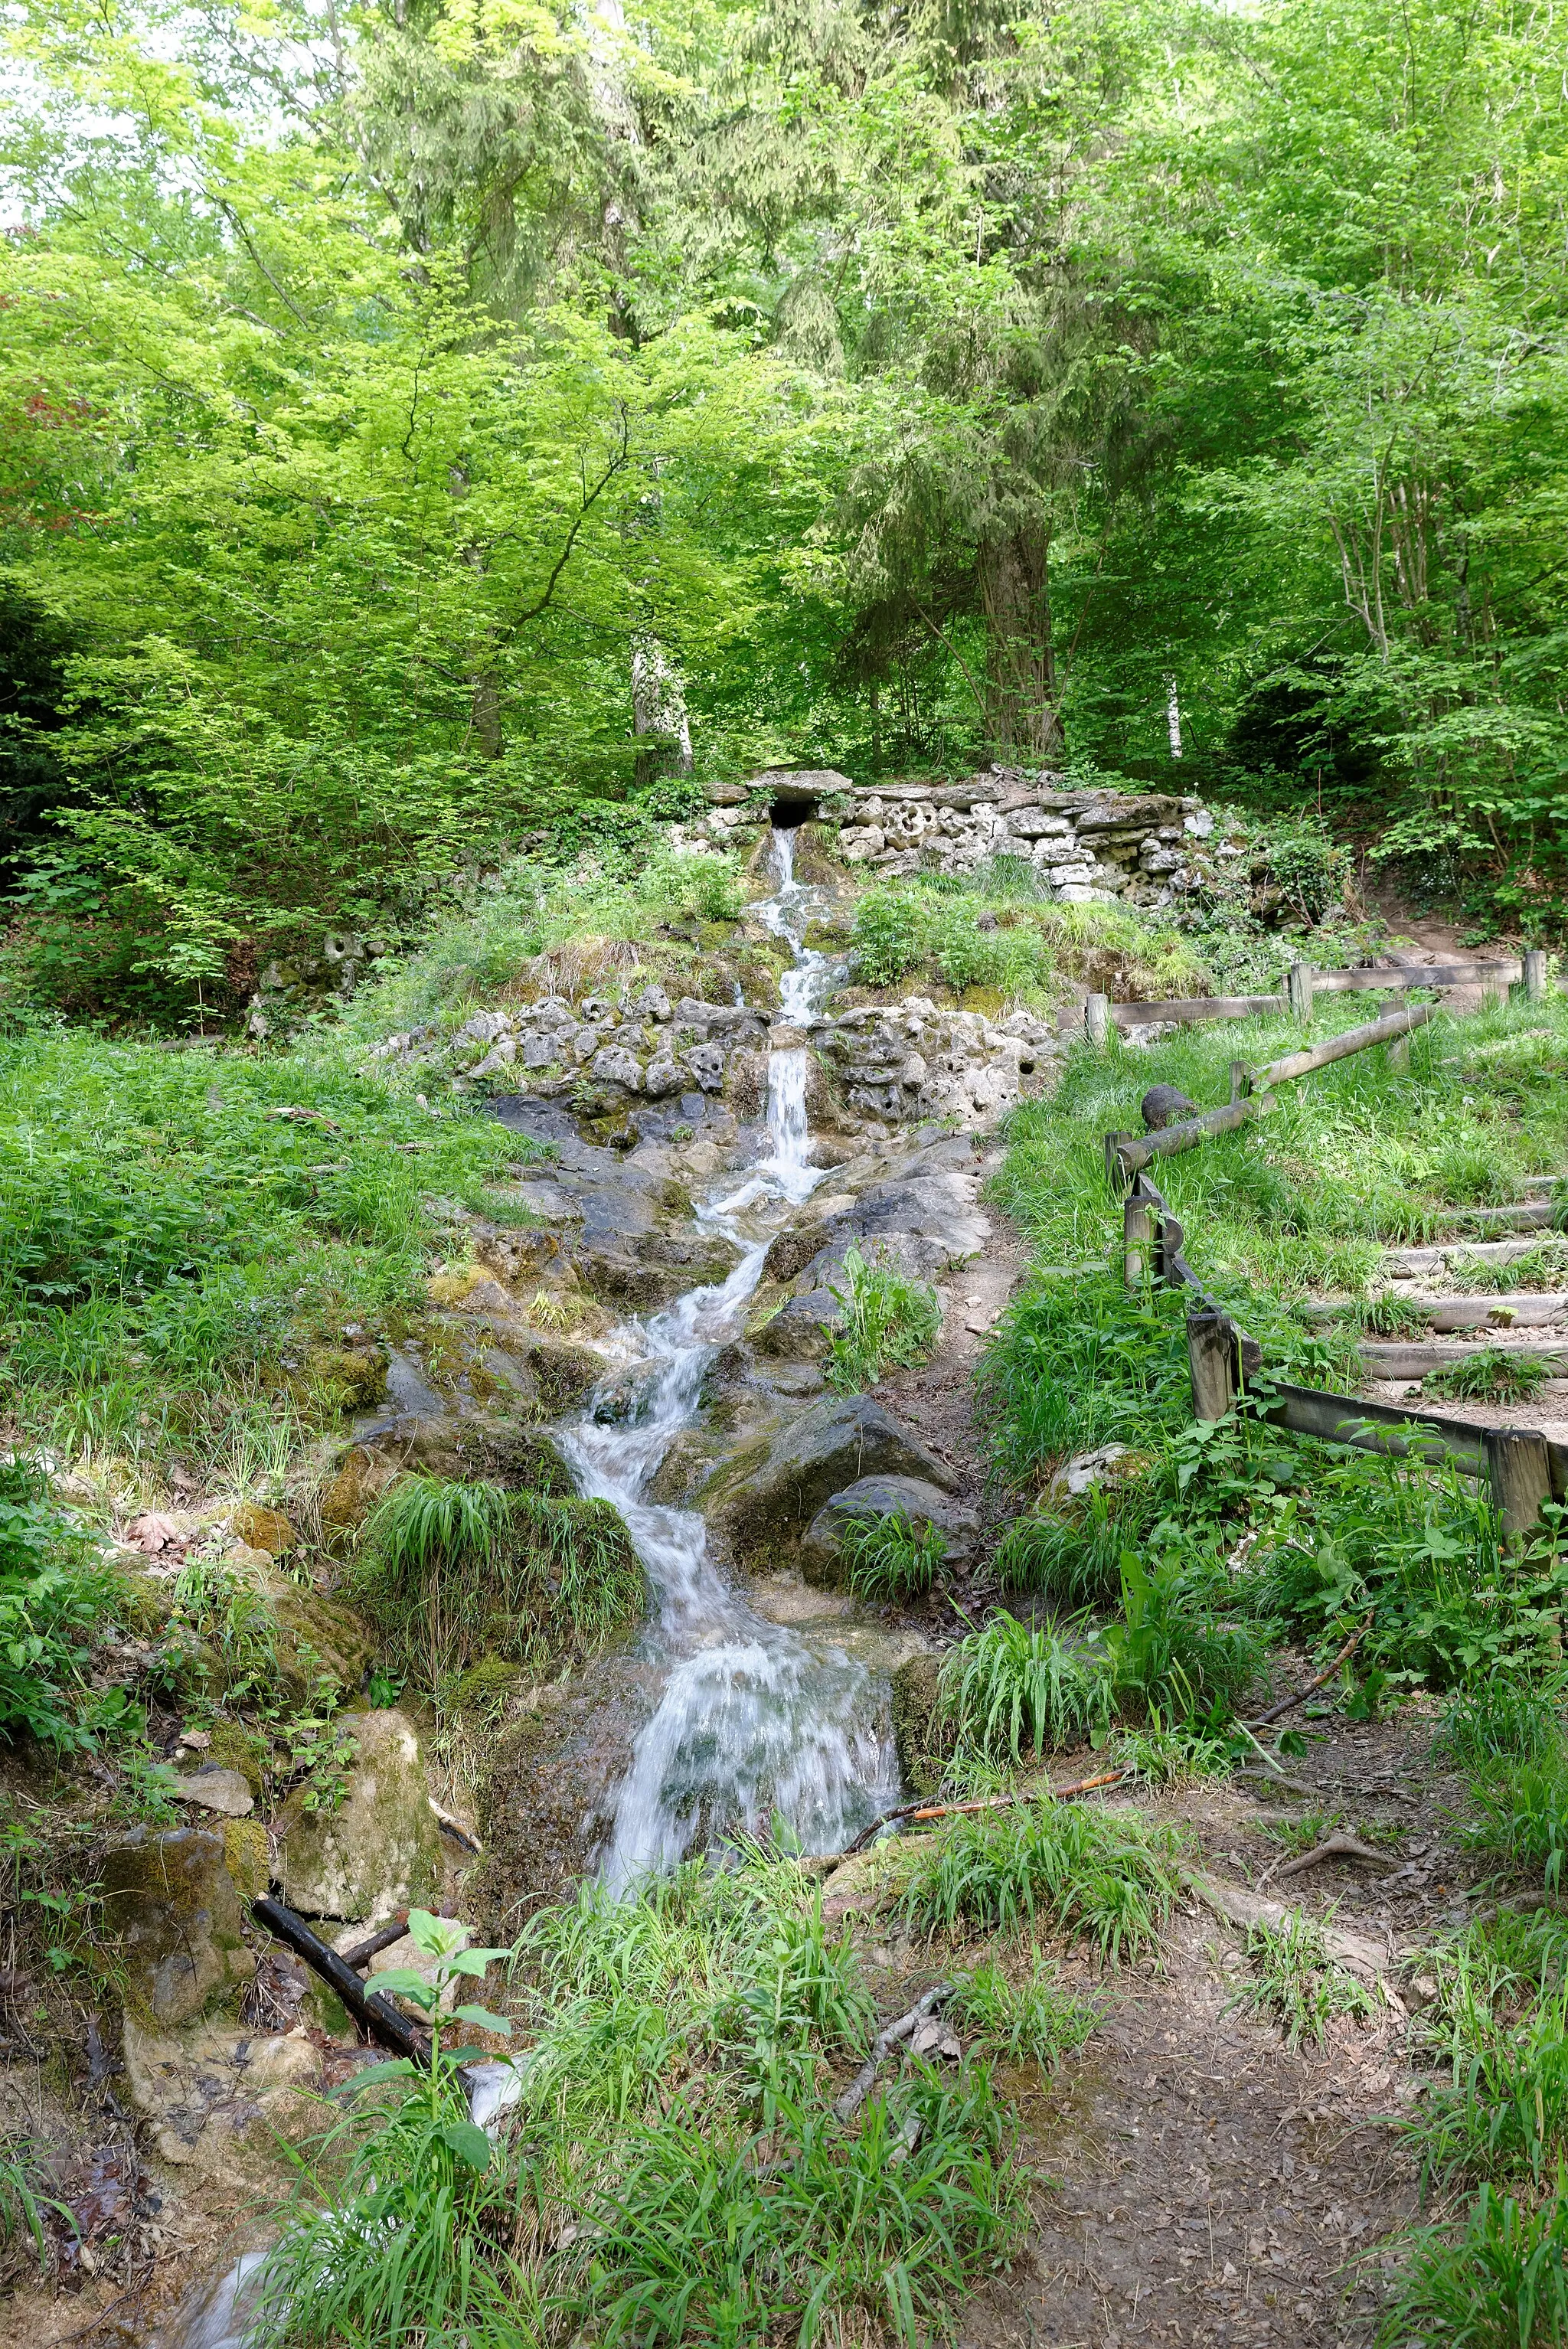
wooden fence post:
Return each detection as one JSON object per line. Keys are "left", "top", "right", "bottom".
{"left": 1287, "top": 962, "right": 1315, "bottom": 1021}
{"left": 1485, "top": 1429, "right": 1554, "bottom": 1547}
{"left": 1085, "top": 992, "right": 1111, "bottom": 1047}
{"left": 1525, "top": 949, "right": 1547, "bottom": 1001}
{"left": 1188, "top": 1311, "right": 1237, "bottom": 1421}
{"left": 1124, "top": 1192, "right": 1154, "bottom": 1289}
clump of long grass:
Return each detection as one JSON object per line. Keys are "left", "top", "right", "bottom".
{"left": 354, "top": 1473, "right": 644, "bottom": 1691}
{"left": 1376, "top": 2178, "right": 1568, "bottom": 2349}
{"left": 839, "top": 1510, "right": 946, "bottom": 1601}
{"left": 899, "top": 1799, "right": 1184, "bottom": 1965}
{"left": 1426, "top": 1347, "right": 1552, "bottom": 1402}
{"left": 1223, "top": 1913, "right": 1374, "bottom": 2050}
{"left": 947, "top": 1958, "right": 1100, "bottom": 2070}
{"left": 825, "top": 1243, "right": 942, "bottom": 1393}
{"left": 938, "top": 1612, "right": 1114, "bottom": 1763}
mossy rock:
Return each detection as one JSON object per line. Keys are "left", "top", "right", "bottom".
{"left": 321, "top": 1446, "right": 401, "bottom": 1531}
{"left": 221, "top": 1816, "right": 272, "bottom": 1902}
{"left": 890, "top": 1651, "right": 952, "bottom": 1801}
{"left": 234, "top": 1504, "right": 298, "bottom": 1555}
{"left": 471, "top": 1665, "right": 654, "bottom": 1924}
{"left": 203, "top": 1723, "right": 270, "bottom": 1800}
{"left": 304, "top": 1345, "right": 389, "bottom": 1410}
{"left": 101, "top": 1827, "right": 256, "bottom": 2026}
{"left": 530, "top": 1338, "right": 604, "bottom": 1411}
{"left": 448, "top": 1655, "right": 526, "bottom": 1720}
{"left": 270, "top": 1580, "right": 377, "bottom": 1699}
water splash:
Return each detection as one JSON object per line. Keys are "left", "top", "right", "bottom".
{"left": 554, "top": 827, "right": 897, "bottom": 1891}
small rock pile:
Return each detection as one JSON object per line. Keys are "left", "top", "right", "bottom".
{"left": 835, "top": 772, "right": 1220, "bottom": 904}
{"left": 371, "top": 985, "right": 769, "bottom": 1099}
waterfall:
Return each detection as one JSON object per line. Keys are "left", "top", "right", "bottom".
{"left": 553, "top": 826, "right": 895, "bottom": 1891}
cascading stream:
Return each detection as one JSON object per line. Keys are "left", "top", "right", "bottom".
{"left": 555, "top": 828, "right": 899, "bottom": 1889}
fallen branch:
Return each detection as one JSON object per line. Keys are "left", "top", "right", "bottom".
{"left": 338, "top": 1911, "right": 411, "bottom": 1971}
{"left": 1269, "top": 1830, "right": 1400, "bottom": 1883}
{"left": 253, "top": 1897, "right": 430, "bottom": 2063}
{"left": 1246, "top": 1629, "right": 1366, "bottom": 1729}
{"left": 831, "top": 1767, "right": 1133, "bottom": 1864}
{"left": 834, "top": 1983, "right": 953, "bottom": 2122}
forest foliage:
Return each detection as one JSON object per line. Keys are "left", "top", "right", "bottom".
{"left": 4, "top": 0, "right": 1568, "bottom": 1012}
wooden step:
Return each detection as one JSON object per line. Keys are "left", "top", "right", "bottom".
{"left": 1304, "top": 1294, "right": 1568, "bottom": 1332}
{"left": 1432, "top": 1201, "right": 1554, "bottom": 1232}
{"left": 1360, "top": 1339, "right": 1568, "bottom": 1379}
{"left": 1386, "top": 1236, "right": 1567, "bottom": 1276}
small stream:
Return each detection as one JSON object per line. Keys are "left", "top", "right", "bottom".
{"left": 557, "top": 827, "right": 900, "bottom": 1884}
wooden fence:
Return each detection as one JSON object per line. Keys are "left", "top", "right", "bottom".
{"left": 1103, "top": 974, "right": 1565, "bottom": 1540}
{"left": 1064, "top": 947, "right": 1547, "bottom": 1044}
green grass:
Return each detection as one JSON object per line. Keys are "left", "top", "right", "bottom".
{"left": 946, "top": 1958, "right": 1101, "bottom": 2069}
{"left": 898, "top": 1799, "right": 1184, "bottom": 1964}
{"left": 1378, "top": 2180, "right": 1568, "bottom": 2348}
{"left": 1426, "top": 1348, "right": 1553, "bottom": 1402}
{"left": 0, "top": 1021, "right": 524, "bottom": 1472}
{"left": 1465, "top": 1747, "right": 1568, "bottom": 1893}
{"left": 938, "top": 1613, "right": 1115, "bottom": 1763}
{"left": 839, "top": 1510, "right": 947, "bottom": 1601}
{"left": 1223, "top": 1913, "right": 1375, "bottom": 2049}
{"left": 1406, "top": 1912, "right": 1568, "bottom": 2196}
{"left": 825, "top": 1243, "right": 942, "bottom": 1393}
{"left": 354, "top": 1474, "right": 645, "bottom": 1691}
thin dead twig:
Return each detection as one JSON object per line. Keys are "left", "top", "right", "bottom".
{"left": 1247, "top": 1628, "right": 1367, "bottom": 1729}
{"left": 834, "top": 1983, "right": 953, "bottom": 2123}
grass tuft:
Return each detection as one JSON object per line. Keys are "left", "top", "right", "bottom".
{"left": 825, "top": 1243, "right": 942, "bottom": 1393}
{"left": 898, "top": 1799, "right": 1184, "bottom": 1965}
{"left": 939, "top": 1613, "right": 1114, "bottom": 1763}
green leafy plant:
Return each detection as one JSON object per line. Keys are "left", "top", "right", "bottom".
{"left": 1102, "top": 1548, "right": 1261, "bottom": 1724}
{"left": 851, "top": 890, "right": 927, "bottom": 987}
{"left": 825, "top": 1244, "right": 942, "bottom": 1393}
{"left": 1223, "top": 1913, "right": 1374, "bottom": 2049}
{"left": 0, "top": 1458, "right": 116, "bottom": 1750}
{"left": 254, "top": 1912, "right": 524, "bottom": 2349}
{"left": 938, "top": 1613, "right": 1114, "bottom": 1763}
{"left": 839, "top": 1511, "right": 946, "bottom": 1601}
{"left": 898, "top": 1799, "right": 1184, "bottom": 1964}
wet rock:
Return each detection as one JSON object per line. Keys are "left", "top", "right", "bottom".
{"left": 890, "top": 1651, "right": 951, "bottom": 1799}
{"left": 275, "top": 1710, "right": 441, "bottom": 1922}
{"left": 708, "top": 1395, "right": 957, "bottom": 1559}
{"left": 752, "top": 1286, "right": 838, "bottom": 1361}
{"left": 573, "top": 1230, "right": 739, "bottom": 1308}
{"left": 471, "top": 1665, "right": 654, "bottom": 1920}
{"left": 101, "top": 1828, "right": 256, "bottom": 2026}
{"left": 303, "top": 1345, "right": 388, "bottom": 1410}
{"left": 801, "top": 1475, "right": 980, "bottom": 1586}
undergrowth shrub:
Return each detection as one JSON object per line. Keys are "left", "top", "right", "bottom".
{"left": 939, "top": 1613, "right": 1114, "bottom": 1763}
{"left": 899, "top": 1799, "right": 1184, "bottom": 1964}
{"left": 825, "top": 1244, "right": 942, "bottom": 1393}
{"left": 355, "top": 1475, "right": 644, "bottom": 1691}
{"left": 1105, "top": 1548, "right": 1263, "bottom": 1724}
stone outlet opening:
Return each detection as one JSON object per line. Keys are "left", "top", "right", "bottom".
{"left": 767, "top": 786, "right": 818, "bottom": 831}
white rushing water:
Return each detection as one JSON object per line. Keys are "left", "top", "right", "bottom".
{"left": 556, "top": 827, "right": 899, "bottom": 1888}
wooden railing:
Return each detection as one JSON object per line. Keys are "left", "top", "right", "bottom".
{"left": 1066, "top": 948, "right": 1546, "bottom": 1044}
{"left": 1100, "top": 978, "right": 1565, "bottom": 1540}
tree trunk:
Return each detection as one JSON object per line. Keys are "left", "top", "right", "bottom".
{"left": 979, "top": 530, "right": 1063, "bottom": 761}
{"left": 632, "top": 634, "right": 693, "bottom": 785}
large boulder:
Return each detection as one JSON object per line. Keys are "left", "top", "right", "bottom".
{"left": 100, "top": 1828, "right": 256, "bottom": 2026}
{"left": 800, "top": 1475, "right": 980, "bottom": 1587}
{"left": 275, "top": 1709, "right": 441, "bottom": 1922}
{"left": 707, "top": 1397, "right": 957, "bottom": 1561}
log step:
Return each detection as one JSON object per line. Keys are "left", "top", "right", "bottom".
{"left": 1303, "top": 1294, "right": 1568, "bottom": 1333}
{"left": 1360, "top": 1340, "right": 1568, "bottom": 1380}
{"left": 1387, "top": 1237, "right": 1567, "bottom": 1276}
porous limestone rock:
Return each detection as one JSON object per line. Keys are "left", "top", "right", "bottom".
{"left": 100, "top": 1828, "right": 256, "bottom": 2026}
{"left": 889, "top": 1651, "right": 951, "bottom": 1799}
{"left": 122, "top": 2014, "right": 320, "bottom": 2170}
{"left": 275, "top": 1709, "right": 441, "bottom": 1922}
{"left": 472, "top": 1665, "right": 653, "bottom": 1919}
